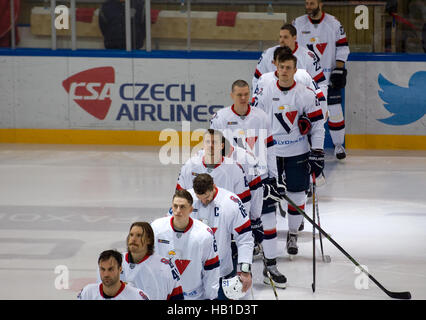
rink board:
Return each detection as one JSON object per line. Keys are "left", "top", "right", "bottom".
{"left": 345, "top": 53, "right": 426, "bottom": 150}
{"left": 0, "top": 49, "right": 425, "bottom": 149}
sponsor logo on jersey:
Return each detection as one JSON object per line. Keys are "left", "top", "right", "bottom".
{"left": 62, "top": 66, "right": 115, "bottom": 120}
{"left": 377, "top": 71, "right": 426, "bottom": 125}
{"left": 302, "top": 31, "right": 311, "bottom": 34}
{"left": 227, "top": 121, "right": 238, "bottom": 125}
{"left": 158, "top": 239, "right": 170, "bottom": 244}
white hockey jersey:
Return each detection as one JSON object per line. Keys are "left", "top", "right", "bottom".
{"left": 119, "top": 252, "right": 184, "bottom": 300}
{"left": 151, "top": 216, "right": 220, "bottom": 300}
{"left": 187, "top": 187, "right": 254, "bottom": 278}
{"left": 293, "top": 12, "right": 350, "bottom": 83}
{"left": 255, "top": 80, "right": 325, "bottom": 157}
{"left": 78, "top": 281, "right": 149, "bottom": 300}
{"left": 209, "top": 104, "right": 278, "bottom": 179}
{"left": 176, "top": 153, "right": 251, "bottom": 214}
{"left": 254, "top": 70, "right": 326, "bottom": 105}
{"left": 197, "top": 147, "right": 263, "bottom": 221}
{"left": 252, "top": 43, "right": 326, "bottom": 93}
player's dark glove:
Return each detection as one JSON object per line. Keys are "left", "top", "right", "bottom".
{"left": 263, "top": 177, "right": 286, "bottom": 203}
{"left": 330, "top": 67, "right": 347, "bottom": 89}
{"left": 309, "top": 149, "right": 325, "bottom": 178}
{"left": 298, "top": 114, "right": 312, "bottom": 135}
{"left": 250, "top": 218, "right": 264, "bottom": 244}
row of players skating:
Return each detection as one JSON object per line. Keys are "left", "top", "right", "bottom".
{"left": 206, "top": 0, "right": 349, "bottom": 291}
{"left": 253, "top": 0, "right": 349, "bottom": 160}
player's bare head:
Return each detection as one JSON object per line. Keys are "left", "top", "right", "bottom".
{"left": 280, "top": 23, "right": 297, "bottom": 37}
{"left": 305, "top": 0, "right": 322, "bottom": 17}
{"left": 127, "top": 221, "right": 154, "bottom": 256}
{"left": 98, "top": 250, "right": 122, "bottom": 286}
{"left": 274, "top": 46, "right": 292, "bottom": 62}
{"left": 193, "top": 173, "right": 215, "bottom": 195}
{"left": 193, "top": 174, "right": 216, "bottom": 205}
{"left": 277, "top": 52, "right": 297, "bottom": 69}
{"left": 172, "top": 189, "right": 193, "bottom": 223}
{"left": 231, "top": 79, "right": 249, "bottom": 92}
{"left": 203, "top": 129, "right": 224, "bottom": 157}
{"left": 231, "top": 80, "right": 250, "bottom": 107}
{"left": 98, "top": 249, "right": 122, "bottom": 267}
{"left": 279, "top": 24, "right": 297, "bottom": 49}
{"left": 173, "top": 189, "right": 193, "bottom": 206}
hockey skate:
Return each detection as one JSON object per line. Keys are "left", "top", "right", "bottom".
{"left": 286, "top": 232, "right": 298, "bottom": 260}
{"left": 334, "top": 144, "right": 346, "bottom": 160}
{"left": 263, "top": 260, "right": 287, "bottom": 289}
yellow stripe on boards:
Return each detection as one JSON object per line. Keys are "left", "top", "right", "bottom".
{"left": 0, "top": 129, "right": 204, "bottom": 147}
{"left": 346, "top": 134, "right": 426, "bottom": 150}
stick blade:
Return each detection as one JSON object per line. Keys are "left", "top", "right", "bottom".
{"left": 323, "top": 255, "right": 332, "bottom": 263}
{"left": 387, "top": 291, "right": 411, "bottom": 300}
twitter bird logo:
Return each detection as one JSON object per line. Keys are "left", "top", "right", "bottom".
{"left": 377, "top": 71, "right": 426, "bottom": 125}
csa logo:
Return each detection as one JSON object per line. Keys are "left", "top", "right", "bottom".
{"left": 62, "top": 66, "right": 115, "bottom": 120}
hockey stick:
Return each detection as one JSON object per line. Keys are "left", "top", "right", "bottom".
{"left": 312, "top": 174, "right": 331, "bottom": 263}
{"left": 312, "top": 174, "right": 316, "bottom": 293}
{"left": 282, "top": 193, "right": 412, "bottom": 300}
{"left": 258, "top": 243, "right": 279, "bottom": 300}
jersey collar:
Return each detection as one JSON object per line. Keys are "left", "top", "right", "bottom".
{"left": 212, "top": 186, "right": 219, "bottom": 201}
{"left": 99, "top": 281, "right": 126, "bottom": 298}
{"left": 276, "top": 80, "right": 296, "bottom": 92}
{"left": 125, "top": 252, "right": 150, "bottom": 264}
{"left": 292, "top": 42, "right": 299, "bottom": 54}
{"left": 308, "top": 12, "right": 325, "bottom": 24}
{"left": 231, "top": 104, "right": 251, "bottom": 117}
{"left": 202, "top": 156, "right": 224, "bottom": 169}
{"left": 170, "top": 216, "right": 194, "bottom": 233}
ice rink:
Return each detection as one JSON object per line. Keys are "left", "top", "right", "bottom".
{"left": 0, "top": 143, "right": 425, "bottom": 300}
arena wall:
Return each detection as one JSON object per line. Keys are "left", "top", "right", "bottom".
{"left": 0, "top": 49, "right": 425, "bottom": 150}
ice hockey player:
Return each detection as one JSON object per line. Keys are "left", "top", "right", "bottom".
{"left": 151, "top": 189, "right": 220, "bottom": 300}
{"left": 293, "top": 0, "right": 350, "bottom": 159}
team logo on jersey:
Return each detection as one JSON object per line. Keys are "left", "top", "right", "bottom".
{"left": 168, "top": 250, "right": 176, "bottom": 256}
{"left": 316, "top": 43, "right": 328, "bottom": 55}
{"left": 377, "top": 71, "right": 426, "bottom": 125}
{"left": 62, "top": 66, "right": 115, "bottom": 120}
{"left": 245, "top": 136, "right": 258, "bottom": 150}
{"left": 174, "top": 259, "right": 191, "bottom": 274}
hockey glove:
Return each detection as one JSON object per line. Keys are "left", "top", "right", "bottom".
{"left": 250, "top": 218, "right": 264, "bottom": 244}
{"left": 298, "top": 114, "right": 312, "bottom": 135}
{"left": 263, "top": 177, "right": 286, "bottom": 203}
{"left": 309, "top": 149, "right": 325, "bottom": 178}
{"left": 330, "top": 67, "right": 347, "bottom": 89}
